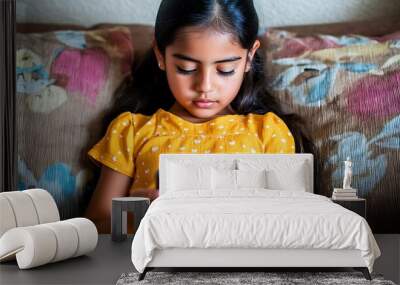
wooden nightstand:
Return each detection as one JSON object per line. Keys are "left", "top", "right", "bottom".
{"left": 331, "top": 198, "right": 366, "bottom": 218}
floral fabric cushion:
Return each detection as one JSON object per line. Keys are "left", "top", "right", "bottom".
{"left": 16, "top": 27, "right": 134, "bottom": 219}
{"left": 263, "top": 29, "right": 400, "bottom": 233}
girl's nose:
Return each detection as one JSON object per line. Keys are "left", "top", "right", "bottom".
{"left": 195, "top": 69, "right": 213, "bottom": 94}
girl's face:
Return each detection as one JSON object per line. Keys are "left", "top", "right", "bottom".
{"left": 154, "top": 26, "right": 260, "bottom": 120}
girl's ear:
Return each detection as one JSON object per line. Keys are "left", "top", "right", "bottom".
{"left": 152, "top": 39, "right": 166, "bottom": 70}
{"left": 245, "top": 39, "right": 261, "bottom": 72}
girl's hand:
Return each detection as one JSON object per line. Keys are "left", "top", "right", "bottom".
{"left": 130, "top": 188, "right": 159, "bottom": 202}
{"left": 147, "top": 188, "right": 159, "bottom": 201}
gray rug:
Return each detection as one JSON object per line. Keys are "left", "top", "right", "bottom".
{"left": 116, "top": 271, "right": 396, "bottom": 285}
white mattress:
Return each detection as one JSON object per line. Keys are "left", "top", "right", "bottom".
{"left": 131, "top": 190, "right": 381, "bottom": 273}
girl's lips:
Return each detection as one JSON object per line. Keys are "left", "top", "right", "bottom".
{"left": 193, "top": 100, "right": 216, "bottom": 108}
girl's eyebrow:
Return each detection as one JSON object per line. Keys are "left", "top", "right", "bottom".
{"left": 172, "top": 53, "right": 242, "bottom": 64}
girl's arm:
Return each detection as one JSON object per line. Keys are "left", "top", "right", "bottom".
{"left": 85, "top": 165, "right": 132, "bottom": 233}
{"left": 129, "top": 188, "right": 159, "bottom": 201}
{"left": 84, "top": 165, "right": 159, "bottom": 233}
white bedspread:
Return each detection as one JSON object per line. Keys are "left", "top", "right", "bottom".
{"left": 131, "top": 190, "right": 380, "bottom": 273}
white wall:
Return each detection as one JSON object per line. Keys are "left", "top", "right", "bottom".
{"left": 17, "top": 0, "right": 400, "bottom": 31}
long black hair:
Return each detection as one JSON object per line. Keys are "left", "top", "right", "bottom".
{"left": 102, "top": 0, "right": 314, "bottom": 155}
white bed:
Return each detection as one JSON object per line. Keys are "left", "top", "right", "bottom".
{"left": 131, "top": 154, "right": 380, "bottom": 280}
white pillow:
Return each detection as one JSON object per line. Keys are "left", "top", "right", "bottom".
{"left": 167, "top": 162, "right": 212, "bottom": 191}
{"left": 212, "top": 168, "right": 237, "bottom": 190}
{"left": 265, "top": 168, "right": 307, "bottom": 191}
{"left": 237, "top": 159, "right": 309, "bottom": 192}
{"left": 211, "top": 168, "right": 268, "bottom": 190}
{"left": 236, "top": 169, "right": 267, "bottom": 189}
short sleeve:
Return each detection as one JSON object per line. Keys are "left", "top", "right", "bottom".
{"left": 88, "top": 112, "right": 135, "bottom": 177}
{"left": 262, "top": 112, "right": 295, "bottom": 154}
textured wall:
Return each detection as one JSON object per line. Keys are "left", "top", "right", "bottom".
{"left": 17, "top": 0, "right": 400, "bottom": 30}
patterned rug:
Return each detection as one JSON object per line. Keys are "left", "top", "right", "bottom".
{"left": 116, "top": 271, "right": 396, "bottom": 285}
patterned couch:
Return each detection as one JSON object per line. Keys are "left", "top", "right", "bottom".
{"left": 16, "top": 17, "right": 400, "bottom": 233}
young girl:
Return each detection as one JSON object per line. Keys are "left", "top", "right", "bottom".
{"left": 85, "top": 0, "right": 311, "bottom": 233}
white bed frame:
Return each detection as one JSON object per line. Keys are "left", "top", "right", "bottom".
{"left": 140, "top": 154, "right": 371, "bottom": 280}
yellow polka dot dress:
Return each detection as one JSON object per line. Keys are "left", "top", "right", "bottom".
{"left": 88, "top": 108, "right": 295, "bottom": 195}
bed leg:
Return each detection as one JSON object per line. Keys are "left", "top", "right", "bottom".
{"left": 354, "top": 267, "right": 371, "bottom": 280}
{"left": 138, "top": 268, "right": 148, "bottom": 281}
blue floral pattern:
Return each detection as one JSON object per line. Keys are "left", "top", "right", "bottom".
{"left": 328, "top": 116, "right": 400, "bottom": 196}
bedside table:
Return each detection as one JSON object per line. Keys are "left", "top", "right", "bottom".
{"left": 111, "top": 197, "right": 150, "bottom": 242}
{"left": 331, "top": 198, "right": 366, "bottom": 218}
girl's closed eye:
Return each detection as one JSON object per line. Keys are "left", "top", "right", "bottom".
{"left": 176, "top": 66, "right": 236, "bottom": 76}
{"left": 218, "top": 68, "right": 236, "bottom": 76}
{"left": 176, "top": 66, "right": 196, "bottom": 74}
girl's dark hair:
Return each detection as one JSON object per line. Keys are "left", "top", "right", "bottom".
{"left": 102, "top": 0, "right": 315, "bottom": 155}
